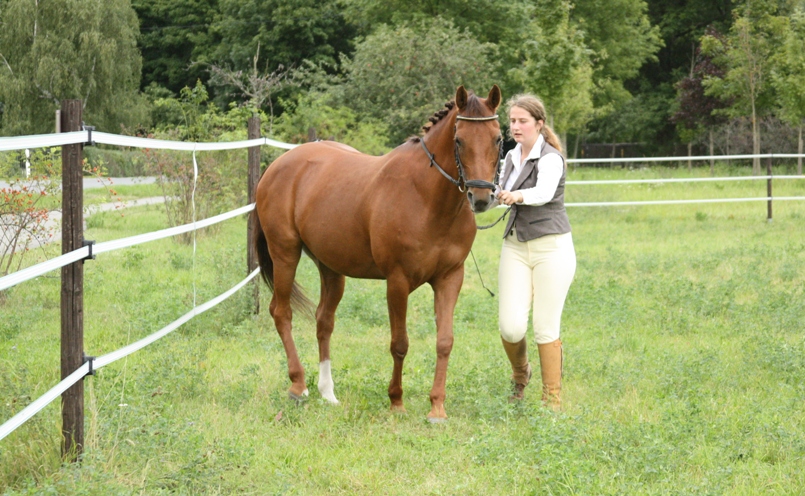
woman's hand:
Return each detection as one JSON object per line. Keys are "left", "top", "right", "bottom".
{"left": 496, "top": 190, "right": 523, "bottom": 206}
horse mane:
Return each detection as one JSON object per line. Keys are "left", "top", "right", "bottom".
{"left": 408, "top": 93, "right": 487, "bottom": 143}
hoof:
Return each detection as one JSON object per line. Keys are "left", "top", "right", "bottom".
{"left": 390, "top": 404, "right": 407, "bottom": 413}
{"left": 288, "top": 388, "right": 309, "bottom": 404}
{"left": 427, "top": 404, "right": 447, "bottom": 420}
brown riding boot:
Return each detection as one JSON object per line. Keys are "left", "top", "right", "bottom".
{"left": 501, "top": 337, "right": 531, "bottom": 402}
{"left": 538, "top": 339, "right": 563, "bottom": 411}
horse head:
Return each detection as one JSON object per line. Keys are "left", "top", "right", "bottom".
{"left": 454, "top": 85, "right": 502, "bottom": 213}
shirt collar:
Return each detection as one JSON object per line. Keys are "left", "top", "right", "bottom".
{"left": 510, "top": 134, "right": 545, "bottom": 167}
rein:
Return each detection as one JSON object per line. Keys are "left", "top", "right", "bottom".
{"left": 476, "top": 205, "right": 511, "bottom": 230}
{"left": 421, "top": 113, "right": 502, "bottom": 194}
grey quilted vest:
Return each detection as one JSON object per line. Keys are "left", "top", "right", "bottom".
{"left": 501, "top": 141, "right": 571, "bottom": 241}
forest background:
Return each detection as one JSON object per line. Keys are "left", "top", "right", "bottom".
{"left": 2, "top": 0, "right": 805, "bottom": 171}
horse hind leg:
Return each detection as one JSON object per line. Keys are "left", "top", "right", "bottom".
{"left": 268, "top": 243, "right": 309, "bottom": 401}
{"left": 315, "top": 263, "right": 345, "bottom": 404}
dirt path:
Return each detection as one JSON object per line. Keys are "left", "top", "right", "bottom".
{"left": 2, "top": 196, "right": 165, "bottom": 254}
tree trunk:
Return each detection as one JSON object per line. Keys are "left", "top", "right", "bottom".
{"left": 687, "top": 142, "right": 692, "bottom": 171}
{"left": 752, "top": 104, "right": 760, "bottom": 175}
{"left": 799, "top": 123, "right": 803, "bottom": 176}
{"left": 726, "top": 125, "right": 731, "bottom": 167}
{"left": 611, "top": 142, "right": 616, "bottom": 169}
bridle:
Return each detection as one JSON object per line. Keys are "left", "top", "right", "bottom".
{"left": 420, "top": 114, "right": 503, "bottom": 193}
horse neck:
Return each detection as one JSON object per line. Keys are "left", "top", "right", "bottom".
{"left": 414, "top": 110, "right": 469, "bottom": 225}
{"left": 422, "top": 114, "right": 459, "bottom": 194}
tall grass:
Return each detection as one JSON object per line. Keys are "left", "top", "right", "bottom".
{"left": 1, "top": 165, "right": 804, "bottom": 494}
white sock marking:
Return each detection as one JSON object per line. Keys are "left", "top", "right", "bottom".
{"left": 318, "top": 360, "right": 339, "bottom": 404}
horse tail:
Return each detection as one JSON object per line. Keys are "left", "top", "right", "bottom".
{"left": 251, "top": 207, "right": 316, "bottom": 319}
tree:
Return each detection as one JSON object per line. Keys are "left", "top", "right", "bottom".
{"left": 207, "top": 44, "right": 299, "bottom": 134}
{"left": 623, "top": 0, "right": 734, "bottom": 155}
{"left": 507, "top": 0, "right": 594, "bottom": 143}
{"left": 335, "top": 17, "right": 498, "bottom": 146}
{"left": 339, "top": 0, "right": 531, "bottom": 91}
{"left": 566, "top": 0, "right": 664, "bottom": 152}
{"left": 571, "top": 0, "right": 664, "bottom": 107}
{"left": 132, "top": 0, "right": 218, "bottom": 95}
{"left": 0, "top": 0, "right": 146, "bottom": 134}
{"left": 211, "top": 0, "right": 354, "bottom": 80}
{"left": 701, "top": 1, "right": 787, "bottom": 174}
{"left": 671, "top": 38, "right": 729, "bottom": 172}
{"left": 771, "top": 11, "right": 805, "bottom": 175}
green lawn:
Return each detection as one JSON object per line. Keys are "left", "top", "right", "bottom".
{"left": 1, "top": 165, "right": 804, "bottom": 494}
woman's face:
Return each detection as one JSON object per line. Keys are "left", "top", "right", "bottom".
{"left": 509, "top": 106, "right": 542, "bottom": 149}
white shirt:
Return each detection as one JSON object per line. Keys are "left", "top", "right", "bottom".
{"left": 502, "top": 134, "right": 564, "bottom": 206}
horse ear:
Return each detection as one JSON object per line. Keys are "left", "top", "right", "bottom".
{"left": 455, "top": 86, "right": 468, "bottom": 111}
{"left": 487, "top": 85, "right": 502, "bottom": 111}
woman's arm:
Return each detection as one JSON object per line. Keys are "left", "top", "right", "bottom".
{"left": 513, "top": 153, "right": 563, "bottom": 206}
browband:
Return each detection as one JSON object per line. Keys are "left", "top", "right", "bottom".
{"left": 455, "top": 114, "right": 499, "bottom": 121}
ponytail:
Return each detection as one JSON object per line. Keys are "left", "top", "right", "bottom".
{"left": 541, "top": 125, "right": 563, "bottom": 154}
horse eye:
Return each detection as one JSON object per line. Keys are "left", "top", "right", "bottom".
{"left": 495, "top": 135, "right": 503, "bottom": 145}
{"left": 455, "top": 139, "right": 463, "bottom": 147}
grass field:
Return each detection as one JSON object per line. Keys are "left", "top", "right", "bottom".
{"left": 1, "top": 164, "right": 804, "bottom": 494}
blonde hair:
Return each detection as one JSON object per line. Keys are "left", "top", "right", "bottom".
{"left": 506, "top": 94, "right": 563, "bottom": 154}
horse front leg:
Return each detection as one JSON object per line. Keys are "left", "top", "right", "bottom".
{"left": 386, "top": 274, "right": 411, "bottom": 412}
{"left": 427, "top": 266, "right": 464, "bottom": 422}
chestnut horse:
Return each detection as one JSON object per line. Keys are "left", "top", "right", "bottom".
{"left": 252, "top": 85, "right": 502, "bottom": 421}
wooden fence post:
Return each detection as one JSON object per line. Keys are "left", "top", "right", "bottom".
{"left": 767, "top": 155, "right": 773, "bottom": 222}
{"left": 247, "top": 116, "right": 261, "bottom": 314}
{"left": 60, "top": 99, "right": 85, "bottom": 461}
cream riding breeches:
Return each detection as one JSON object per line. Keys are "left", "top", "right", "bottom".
{"left": 498, "top": 231, "right": 576, "bottom": 344}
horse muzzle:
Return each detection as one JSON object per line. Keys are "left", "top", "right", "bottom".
{"left": 467, "top": 189, "right": 495, "bottom": 213}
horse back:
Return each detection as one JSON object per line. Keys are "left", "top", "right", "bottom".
{"left": 256, "top": 142, "right": 387, "bottom": 278}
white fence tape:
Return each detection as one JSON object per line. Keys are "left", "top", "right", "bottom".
{"left": 0, "top": 204, "right": 255, "bottom": 292}
{"left": 94, "top": 268, "right": 259, "bottom": 369}
{"left": 0, "top": 130, "right": 297, "bottom": 152}
{"left": 93, "top": 132, "right": 297, "bottom": 151}
{"left": 94, "top": 203, "right": 253, "bottom": 254}
{"left": 0, "top": 131, "right": 87, "bottom": 151}
{"left": 0, "top": 246, "right": 90, "bottom": 292}
{"left": 0, "top": 268, "right": 260, "bottom": 442}
{"left": 0, "top": 362, "right": 91, "bottom": 442}
{"left": 566, "top": 153, "right": 805, "bottom": 164}
{"left": 566, "top": 196, "right": 805, "bottom": 207}
{"left": 567, "top": 175, "right": 805, "bottom": 185}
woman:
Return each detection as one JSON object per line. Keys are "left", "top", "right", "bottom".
{"left": 495, "top": 94, "right": 576, "bottom": 410}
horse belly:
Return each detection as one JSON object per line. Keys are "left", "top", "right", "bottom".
{"left": 303, "top": 228, "right": 383, "bottom": 279}
{"left": 298, "top": 197, "right": 384, "bottom": 279}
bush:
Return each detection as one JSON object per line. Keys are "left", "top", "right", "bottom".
{"left": 84, "top": 147, "right": 148, "bottom": 177}
{"left": 143, "top": 81, "right": 277, "bottom": 241}
{"left": 274, "top": 92, "right": 391, "bottom": 155}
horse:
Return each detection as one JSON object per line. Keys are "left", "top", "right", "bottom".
{"left": 252, "top": 85, "right": 502, "bottom": 422}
